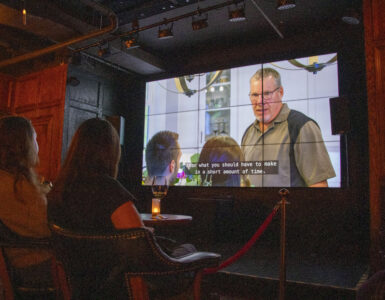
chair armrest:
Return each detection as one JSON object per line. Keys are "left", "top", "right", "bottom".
{"left": 0, "top": 219, "right": 51, "bottom": 248}
{"left": 170, "top": 251, "right": 221, "bottom": 270}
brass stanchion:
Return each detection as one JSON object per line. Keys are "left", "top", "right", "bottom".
{"left": 279, "top": 188, "right": 289, "bottom": 300}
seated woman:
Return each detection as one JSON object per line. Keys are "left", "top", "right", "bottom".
{"left": 48, "top": 118, "right": 143, "bottom": 232}
{"left": 48, "top": 118, "right": 195, "bottom": 298}
{"left": 198, "top": 135, "right": 250, "bottom": 187}
{"left": 0, "top": 116, "right": 53, "bottom": 287}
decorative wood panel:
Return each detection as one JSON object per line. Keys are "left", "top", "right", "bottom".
{"left": 13, "top": 75, "right": 40, "bottom": 113}
{"left": 364, "top": 0, "right": 385, "bottom": 273}
{"left": 374, "top": 46, "right": 385, "bottom": 169}
{"left": 10, "top": 64, "right": 68, "bottom": 181}
{"left": 0, "top": 74, "right": 13, "bottom": 113}
{"left": 372, "top": 0, "right": 385, "bottom": 41}
{"left": 39, "top": 65, "right": 67, "bottom": 107}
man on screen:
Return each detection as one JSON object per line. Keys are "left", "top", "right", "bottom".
{"left": 241, "top": 68, "right": 335, "bottom": 187}
{"left": 145, "top": 130, "right": 182, "bottom": 185}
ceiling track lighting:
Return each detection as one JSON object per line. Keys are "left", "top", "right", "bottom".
{"left": 192, "top": 13, "right": 208, "bottom": 31}
{"left": 158, "top": 22, "right": 174, "bottom": 40}
{"left": 73, "top": 0, "right": 287, "bottom": 56}
{"left": 277, "top": 0, "right": 296, "bottom": 10}
{"left": 122, "top": 35, "right": 140, "bottom": 49}
{"left": 228, "top": 2, "right": 246, "bottom": 22}
{"left": 121, "top": 19, "right": 140, "bottom": 49}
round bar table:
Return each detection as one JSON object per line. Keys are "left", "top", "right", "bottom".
{"left": 140, "top": 213, "right": 192, "bottom": 226}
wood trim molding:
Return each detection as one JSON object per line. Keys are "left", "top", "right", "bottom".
{"left": 364, "top": 0, "right": 385, "bottom": 273}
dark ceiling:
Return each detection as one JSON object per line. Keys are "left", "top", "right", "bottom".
{"left": 0, "top": 0, "right": 363, "bottom": 76}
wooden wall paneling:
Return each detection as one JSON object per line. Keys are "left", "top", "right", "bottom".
{"left": 39, "top": 65, "right": 67, "bottom": 107}
{"left": 372, "top": 0, "right": 385, "bottom": 41}
{"left": 364, "top": 0, "right": 385, "bottom": 273}
{"left": 62, "top": 68, "right": 104, "bottom": 159}
{"left": 13, "top": 74, "right": 40, "bottom": 113}
{"left": 374, "top": 45, "right": 385, "bottom": 172}
{"left": 0, "top": 74, "right": 13, "bottom": 113}
{"left": 11, "top": 64, "right": 67, "bottom": 181}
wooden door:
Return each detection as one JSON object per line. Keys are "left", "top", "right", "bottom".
{"left": 9, "top": 64, "right": 67, "bottom": 181}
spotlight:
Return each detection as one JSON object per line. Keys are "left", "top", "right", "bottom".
{"left": 229, "top": 2, "right": 246, "bottom": 22}
{"left": 158, "top": 23, "right": 174, "bottom": 39}
{"left": 277, "top": 0, "right": 296, "bottom": 10}
{"left": 122, "top": 34, "right": 140, "bottom": 49}
{"left": 342, "top": 8, "right": 360, "bottom": 25}
{"left": 124, "top": 38, "right": 139, "bottom": 49}
{"left": 192, "top": 14, "right": 208, "bottom": 31}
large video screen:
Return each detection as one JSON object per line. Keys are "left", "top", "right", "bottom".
{"left": 142, "top": 53, "right": 341, "bottom": 188}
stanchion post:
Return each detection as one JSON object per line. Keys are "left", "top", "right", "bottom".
{"left": 279, "top": 188, "right": 289, "bottom": 300}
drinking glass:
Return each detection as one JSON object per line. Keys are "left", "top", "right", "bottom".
{"left": 151, "top": 176, "right": 169, "bottom": 218}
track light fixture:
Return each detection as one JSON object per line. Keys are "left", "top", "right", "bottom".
{"left": 277, "top": 0, "right": 296, "bottom": 10}
{"left": 192, "top": 14, "right": 208, "bottom": 31}
{"left": 123, "top": 37, "right": 139, "bottom": 49}
{"left": 158, "top": 22, "right": 174, "bottom": 39}
{"left": 122, "top": 34, "right": 140, "bottom": 49}
{"left": 228, "top": 2, "right": 246, "bottom": 22}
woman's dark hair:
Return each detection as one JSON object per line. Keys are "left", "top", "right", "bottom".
{"left": 0, "top": 116, "right": 40, "bottom": 200}
{"left": 51, "top": 118, "right": 121, "bottom": 203}
{"left": 198, "top": 136, "right": 246, "bottom": 187}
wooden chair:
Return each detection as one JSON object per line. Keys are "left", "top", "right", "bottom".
{"left": 49, "top": 223, "right": 222, "bottom": 300}
{"left": 0, "top": 220, "right": 69, "bottom": 300}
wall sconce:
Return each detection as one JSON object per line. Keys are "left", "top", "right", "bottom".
{"left": 277, "top": 0, "right": 296, "bottom": 10}
{"left": 158, "top": 22, "right": 174, "bottom": 39}
{"left": 229, "top": 2, "right": 246, "bottom": 22}
{"left": 192, "top": 14, "right": 208, "bottom": 31}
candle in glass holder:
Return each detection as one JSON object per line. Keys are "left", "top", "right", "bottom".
{"left": 152, "top": 198, "right": 161, "bottom": 218}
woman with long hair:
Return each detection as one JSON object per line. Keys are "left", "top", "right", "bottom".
{"left": 199, "top": 135, "right": 250, "bottom": 187}
{"left": 48, "top": 118, "right": 143, "bottom": 231}
{"left": 0, "top": 115, "right": 52, "bottom": 285}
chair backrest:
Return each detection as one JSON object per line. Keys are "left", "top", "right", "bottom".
{"left": 49, "top": 224, "right": 221, "bottom": 300}
{"left": 0, "top": 219, "right": 58, "bottom": 300}
{"left": 49, "top": 225, "right": 169, "bottom": 299}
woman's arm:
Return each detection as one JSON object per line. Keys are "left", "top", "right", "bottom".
{"left": 111, "top": 201, "right": 145, "bottom": 229}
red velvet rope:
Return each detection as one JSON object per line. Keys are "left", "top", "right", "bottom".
{"left": 203, "top": 205, "right": 280, "bottom": 275}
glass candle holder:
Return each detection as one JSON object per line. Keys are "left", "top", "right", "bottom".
{"left": 152, "top": 198, "right": 161, "bottom": 218}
